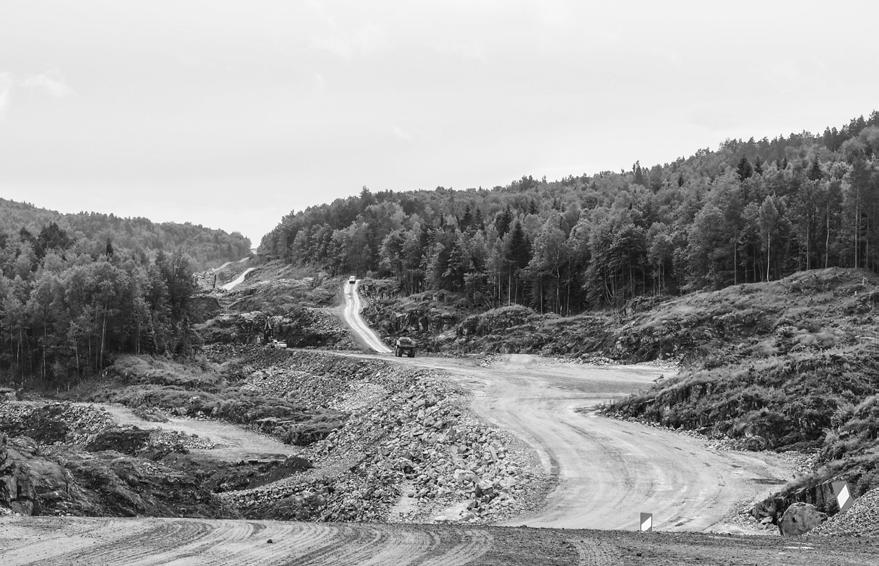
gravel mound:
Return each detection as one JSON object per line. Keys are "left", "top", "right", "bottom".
{"left": 223, "top": 350, "right": 547, "bottom": 524}
{"left": 812, "top": 488, "right": 879, "bottom": 537}
{"left": 0, "top": 401, "right": 115, "bottom": 444}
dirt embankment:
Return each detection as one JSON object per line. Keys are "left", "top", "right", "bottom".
{"left": 192, "top": 260, "right": 357, "bottom": 350}
{"left": 219, "top": 349, "right": 545, "bottom": 524}
{"left": 2, "top": 348, "right": 541, "bottom": 526}
{"left": 0, "top": 402, "right": 245, "bottom": 518}
{"left": 357, "top": 268, "right": 879, "bottom": 532}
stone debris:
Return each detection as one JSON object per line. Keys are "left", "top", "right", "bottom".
{"left": 813, "top": 488, "right": 879, "bottom": 537}
{"left": 0, "top": 401, "right": 115, "bottom": 445}
{"left": 222, "top": 350, "right": 547, "bottom": 524}
{"left": 151, "top": 430, "right": 218, "bottom": 451}
{"left": 0, "top": 400, "right": 215, "bottom": 454}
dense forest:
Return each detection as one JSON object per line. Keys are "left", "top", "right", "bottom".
{"left": 0, "top": 198, "right": 252, "bottom": 271}
{"left": 0, "top": 201, "right": 250, "bottom": 387}
{"left": 261, "top": 112, "right": 879, "bottom": 314}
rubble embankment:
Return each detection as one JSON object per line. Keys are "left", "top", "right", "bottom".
{"left": 219, "top": 349, "right": 547, "bottom": 523}
{"left": 0, "top": 401, "right": 237, "bottom": 518}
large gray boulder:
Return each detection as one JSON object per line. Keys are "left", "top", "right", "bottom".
{"left": 779, "top": 502, "right": 827, "bottom": 536}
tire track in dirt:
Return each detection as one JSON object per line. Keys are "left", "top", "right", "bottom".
{"left": 5, "top": 516, "right": 879, "bottom": 565}
{"left": 419, "top": 529, "right": 493, "bottom": 566}
{"left": 214, "top": 522, "right": 338, "bottom": 566}
{"left": 60, "top": 519, "right": 213, "bottom": 565}
{"left": 293, "top": 524, "right": 390, "bottom": 566}
{"left": 124, "top": 520, "right": 255, "bottom": 565}
{"left": 356, "top": 529, "right": 441, "bottom": 566}
{"left": 0, "top": 517, "right": 119, "bottom": 563}
{"left": 567, "top": 538, "right": 615, "bottom": 566}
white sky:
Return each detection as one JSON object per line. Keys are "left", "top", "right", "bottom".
{"left": 1, "top": 0, "right": 878, "bottom": 245}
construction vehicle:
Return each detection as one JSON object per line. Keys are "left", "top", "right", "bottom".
{"left": 394, "top": 337, "right": 416, "bottom": 357}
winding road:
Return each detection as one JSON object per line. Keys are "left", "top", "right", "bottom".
{"left": 340, "top": 283, "right": 797, "bottom": 532}
{"left": 0, "top": 282, "right": 870, "bottom": 565}
{"left": 220, "top": 267, "right": 257, "bottom": 291}
{"left": 342, "top": 280, "right": 392, "bottom": 353}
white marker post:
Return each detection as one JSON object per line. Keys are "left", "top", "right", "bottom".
{"left": 832, "top": 481, "right": 855, "bottom": 513}
{"left": 640, "top": 512, "right": 653, "bottom": 532}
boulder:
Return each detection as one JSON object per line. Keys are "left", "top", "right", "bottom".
{"left": 779, "top": 502, "right": 826, "bottom": 536}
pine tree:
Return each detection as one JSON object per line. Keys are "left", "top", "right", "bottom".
{"left": 736, "top": 157, "right": 754, "bottom": 181}
{"left": 633, "top": 161, "right": 646, "bottom": 186}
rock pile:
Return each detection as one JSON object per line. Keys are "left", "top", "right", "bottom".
{"left": 223, "top": 350, "right": 545, "bottom": 524}
{"left": 197, "top": 307, "right": 355, "bottom": 350}
{"left": 813, "top": 488, "right": 879, "bottom": 537}
{"left": 151, "top": 430, "right": 217, "bottom": 451}
{"left": 0, "top": 401, "right": 115, "bottom": 445}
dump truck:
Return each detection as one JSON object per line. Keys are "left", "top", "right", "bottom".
{"left": 394, "top": 337, "right": 416, "bottom": 357}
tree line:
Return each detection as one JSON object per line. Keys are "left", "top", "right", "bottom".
{"left": 260, "top": 111, "right": 879, "bottom": 314}
{"left": 0, "top": 197, "right": 251, "bottom": 271}
{"left": 0, "top": 222, "right": 201, "bottom": 388}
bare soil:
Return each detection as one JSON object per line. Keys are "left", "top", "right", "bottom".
{"left": 1, "top": 515, "right": 877, "bottom": 565}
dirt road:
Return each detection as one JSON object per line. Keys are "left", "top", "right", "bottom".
{"left": 344, "top": 353, "right": 795, "bottom": 532}
{"left": 338, "top": 285, "right": 796, "bottom": 532}
{"left": 2, "top": 515, "right": 875, "bottom": 565}
{"left": 89, "top": 402, "right": 299, "bottom": 461}
{"left": 220, "top": 267, "right": 257, "bottom": 291}
{"left": 342, "top": 281, "right": 391, "bottom": 353}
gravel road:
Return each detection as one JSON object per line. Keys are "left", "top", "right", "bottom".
{"left": 346, "top": 353, "right": 795, "bottom": 532}
{"left": 220, "top": 267, "right": 256, "bottom": 291}
{"left": 342, "top": 281, "right": 392, "bottom": 353}
{"left": 2, "top": 516, "right": 876, "bottom": 565}
{"left": 338, "top": 284, "right": 797, "bottom": 532}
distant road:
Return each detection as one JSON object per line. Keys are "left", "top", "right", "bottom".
{"left": 335, "top": 282, "right": 796, "bottom": 532}
{"left": 220, "top": 267, "right": 256, "bottom": 291}
{"left": 343, "top": 280, "right": 391, "bottom": 354}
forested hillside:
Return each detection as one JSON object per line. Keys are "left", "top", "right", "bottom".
{"left": 261, "top": 112, "right": 879, "bottom": 312}
{"left": 0, "top": 198, "right": 251, "bottom": 388}
{"left": 0, "top": 198, "right": 251, "bottom": 271}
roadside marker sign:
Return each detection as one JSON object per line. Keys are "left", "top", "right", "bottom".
{"left": 640, "top": 513, "right": 653, "bottom": 532}
{"left": 832, "top": 481, "right": 854, "bottom": 513}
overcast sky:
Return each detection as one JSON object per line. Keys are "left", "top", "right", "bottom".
{"left": 1, "top": 1, "right": 877, "bottom": 245}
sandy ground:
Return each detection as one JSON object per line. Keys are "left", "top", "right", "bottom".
{"left": 87, "top": 402, "right": 300, "bottom": 461}
{"left": 1, "top": 516, "right": 876, "bottom": 565}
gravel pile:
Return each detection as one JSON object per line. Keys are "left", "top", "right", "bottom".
{"left": 151, "top": 430, "right": 218, "bottom": 451}
{"left": 812, "top": 488, "right": 879, "bottom": 537}
{"left": 0, "top": 401, "right": 115, "bottom": 445}
{"left": 224, "top": 350, "right": 546, "bottom": 524}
